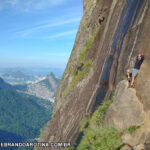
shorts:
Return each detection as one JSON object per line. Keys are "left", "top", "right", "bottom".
{"left": 129, "top": 68, "right": 139, "bottom": 77}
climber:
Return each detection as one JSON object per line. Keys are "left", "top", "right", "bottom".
{"left": 75, "top": 63, "right": 84, "bottom": 75}
{"left": 126, "top": 54, "right": 144, "bottom": 88}
{"left": 99, "top": 16, "right": 105, "bottom": 24}
{"left": 98, "top": 8, "right": 107, "bottom": 25}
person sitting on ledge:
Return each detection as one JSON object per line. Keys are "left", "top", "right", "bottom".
{"left": 75, "top": 63, "right": 84, "bottom": 75}
{"left": 126, "top": 54, "right": 144, "bottom": 88}
{"left": 98, "top": 8, "right": 107, "bottom": 25}
{"left": 99, "top": 16, "right": 105, "bottom": 24}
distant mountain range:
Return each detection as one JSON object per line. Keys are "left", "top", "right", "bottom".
{"left": 0, "top": 71, "right": 60, "bottom": 145}
{"left": 0, "top": 77, "right": 53, "bottom": 144}
{"left": 1, "top": 71, "right": 38, "bottom": 85}
{"left": 1, "top": 71, "right": 60, "bottom": 103}
{"left": 21, "top": 73, "right": 59, "bottom": 102}
{"left": 0, "top": 77, "right": 12, "bottom": 90}
{"left": 0, "top": 67, "right": 64, "bottom": 77}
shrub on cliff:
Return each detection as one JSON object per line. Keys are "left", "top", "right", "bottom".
{"left": 77, "top": 94, "right": 123, "bottom": 150}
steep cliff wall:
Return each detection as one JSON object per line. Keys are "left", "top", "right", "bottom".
{"left": 38, "top": 0, "right": 150, "bottom": 149}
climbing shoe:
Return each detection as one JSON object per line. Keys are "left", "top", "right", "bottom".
{"left": 128, "top": 84, "right": 134, "bottom": 88}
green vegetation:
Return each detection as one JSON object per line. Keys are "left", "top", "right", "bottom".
{"left": 76, "top": 91, "right": 142, "bottom": 150}
{"left": 77, "top": 126, "right": 122, "bottom": 150}
{"left": 79, "top": 116, "right": 89, "bottom": 131}
{"left": 87, "top": 22, "right": 91, "bottom": 28}
{"left": 128, "top": 125, "right": 140, "bottom": 134}
{"left": 120, "top": 77, "right": 125, "bottom": 81}
{"left": 71, "top": 67, "right": 77, "bottom": 76}
{"left": 90, "top": 99, "right": 113, "bottom": 124}
{"left": 62, "top": 25, "right": 100, "bottom": 100}
{"left": 96, "top": 0, "right": 100, "bottom": 3}
{"left": 13, "top": 84, "right": 28, "bottom": 91}
{"left": 0, "top": 89, "right": 53, "bottom": 141}
{"left": 79, "top": 25, "right": 100, "bottom": 63}
{"left": 65, "top": 148, "right": 71, "bottom": 150}
{"left": 77, "top": 94, "right": 123, "bottom": 150}
{"left": 0, "top": 77, "right": 13, "bottom": 90}
{"left": 103, "top": 5, "right": 108, "bottom": 11}
{"left": 0, "top": 78, "right": 53, "bottom": 143}
{"left": 62, "top": 60, "right": 95, "bottom": 99}
{"left": 39, "top": 121, "right": 50, "bottom": 140}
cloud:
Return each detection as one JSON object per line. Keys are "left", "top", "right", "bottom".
{"left": 48, "top": 30, "right": 77, "bottom": 39}
{"left": 2, "top": 0, "right": 69, "bottom": 12}
{"left": 23, "top": 0, "right": 67, "bottom": 12}
{"left": 18, "top": 18, "right": 80, "bottom": 37}
{"left": 6, "top": 0, "right": 19, "bottom": 6}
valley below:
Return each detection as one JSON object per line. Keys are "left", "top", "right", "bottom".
{"left": 0, "top": 70, "right": 60, "bottom": 103}
{"left": 0, "top": 68, "right": 60, "bottom": 149}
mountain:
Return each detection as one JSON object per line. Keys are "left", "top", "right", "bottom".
{"left": 0, "top": 77, "right": 53, "bottom": 144}
{"left": 15, "top": 72, "right": 60, "bottom": 102}
{"left": 39, "top": 72, "right": 59, "bottom": 94}
{"left": 38, "top": 0, "right": 150, "bottom": 150}
{"left": 1, "top": 71, "right": 36, "bottom": 85}
{"left": 0, "top": 67, "right": 64, "bottom": 78}
{"left": 0, "top": 77, "right": 13, "bottom": 90}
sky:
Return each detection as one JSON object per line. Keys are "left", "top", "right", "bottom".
{"left": 0, "top": 0, "right": 83, "bottom": 69}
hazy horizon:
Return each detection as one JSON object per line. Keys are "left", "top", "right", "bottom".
{"left": 0, "top": 66, "right": 65, "bottom": 77}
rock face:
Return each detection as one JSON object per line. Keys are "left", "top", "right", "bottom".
{"left": 38, "top": 0, "right": 150, "bottom": 149}
{"left": 120, "top": 145, "right": 132, "bottom": 150}
{"left": 136, "top": 60, "right": 150, "bottom": 111}
{"left": 104, "top": 80, "right": 150, "bottom": 148}
{"left": 104, "top": 80, "right": 145, "bottom": 129}
{"left": 104, "top": 76, "right": 150, "bottom": 148}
